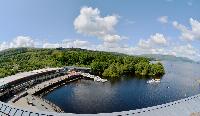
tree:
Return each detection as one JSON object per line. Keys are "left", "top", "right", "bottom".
{"left": 102, "top": 63, "right": 123, "bottom": 78}
{"left": 134, "top": 62, "right": 150, "bottom": 76}
{"left": 91, "top": 62, "right": 108, "bottom": 76}
{"left": 149, "top": 62, "right": 165, "bottom": 76}
{"left": 122, "top": 62, "right": 135, "bottom": 75}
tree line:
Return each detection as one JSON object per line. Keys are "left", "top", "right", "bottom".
{"left": 0, "top": 48, "right": 165, "bottom": 78}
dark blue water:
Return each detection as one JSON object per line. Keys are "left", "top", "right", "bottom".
{"left": 43, "top": 61, "right": 200, "bottom": 114}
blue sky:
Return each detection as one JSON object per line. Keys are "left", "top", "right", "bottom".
{"left": 0, "top": 0, "right": 200, "bottom": 61}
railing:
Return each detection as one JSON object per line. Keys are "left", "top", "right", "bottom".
{"left": 1, "top": 94, "right": 200, "bottom": 116}
{"left": 0, "top": 101, "right": 58, "bottom": 116}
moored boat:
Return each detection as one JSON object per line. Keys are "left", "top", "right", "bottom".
{"left": 147, "top": 79, "right": 161, "bottom": 84}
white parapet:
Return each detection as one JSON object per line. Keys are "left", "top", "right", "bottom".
{"left": 1, "top": 94, "right": 200, "bottom": 116}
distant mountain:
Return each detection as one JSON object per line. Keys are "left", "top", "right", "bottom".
{"left": 140, "top": 54, "right": 195, "bottom": 63}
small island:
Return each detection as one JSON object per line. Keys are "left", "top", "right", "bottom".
{"left": 0, "top": 48, "right": 165, "bottom": 79}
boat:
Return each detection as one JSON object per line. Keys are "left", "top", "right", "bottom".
{"left": 101, "top": 79, "right": 108, "bottom": 83}
{"left": 81, "top": 72, "right": 108, "bottom": 83}
{"left": 147, "top": 79, "right": 161, "bottom": 84}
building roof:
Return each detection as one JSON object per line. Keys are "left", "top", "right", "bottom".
{"left": 0, "top": 68, "right": 61, "bottom": 87}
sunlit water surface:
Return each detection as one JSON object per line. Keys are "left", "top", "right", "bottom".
{"left": 43, "top": 61, "right": 200, "bottom": 114}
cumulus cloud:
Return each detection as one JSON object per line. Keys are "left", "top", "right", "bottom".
{"left": 43, "top": 43, "right": 60, "bottom": 48}
{"left": 0, "top": 36, "right": 35, "bottom": 51}
{"left": 170, "top": 44, "right": 200, "bottom": 61}
{"left": 138, "top": 39, "right": 151, "bottom": 49}
{"left": 91, "top": 33, "right": 169, "bottom": 57}
{"left": 173, "top": 18, "right": 200, "bottom": 41}
{"left": 158, "top": 16, "right": 168, "bottom": 24}
{"left": 136, "top": 43, "right": 200, "bottom": 61}
{"left": 95, "top": 42, "right": 134, "bottom": 55}
{"left": 172, "top": 44, "right": 198, "bottom": 56}
{"left": 133, "top": 33, "right": 199, "bottom": 61}
{"left": 74, "top": 6, "right": 124, "bottom": 43}
{"left": 62, "top": 39, "right": 89, "bottom": 48}
{"left": 151, "top": 33, "right": 167, "bottom": 44}
{"left": 138, "top": 33, "right": 167, "bottom": 49}
{"left": 43, "top": 39, "right": 90, "bottom": 49}
{"left": 0, "top": 42, "right": 8, "bottom": 51}
{"left": 10, "top": 36, "right": 35, "bottom": 48}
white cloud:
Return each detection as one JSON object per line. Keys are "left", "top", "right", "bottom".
{"left": 138, "top": 33, "right": 167, "bottom": 49}
{"left": 62, "top": 39, "right": 89, "bottom": 48}
{"left": 10, "top": 36, "right": 35, "bottom": 48}
{"left": 92, "top": 42, "right": 167, "bottom": 58}
{"left": 0, "top": 36, "right": 35, "bottom": 51}
{"left": 0, "top": 42, "right": 8, "bottom": 51}
{"left": 138, "top": 39, "right": 151, "bottom": 49}
{"left": 151, "top": 33, "right": 167, "bottom": 45}
{"left": 173, "top": 18, "right": 200, "bottom": 41}
{"left": 136, "top": 43, "right": 200, "bottom": 61}
{"left": 95, "top": 42, "right": 135, "bottom": 55}
{"left": 158, "top": 16, "right": 168, "bottom": 24}
{"left": 103, "top": 34, "right": 122, "bottom": 43}
{"left": 43, "top": 43, "right": 60, "bottom": 48}
{"left": 170, "top": 44, "right": 200, "bottom": 61}
{"left": 43, "top": 39, "right": 90, "bottom": 49}
{"left": 74, "top": 6, "right": 124, "bottom": 43}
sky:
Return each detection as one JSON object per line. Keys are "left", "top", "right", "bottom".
{"left": 0, "top": 0, "right": 200, "bottom": 61}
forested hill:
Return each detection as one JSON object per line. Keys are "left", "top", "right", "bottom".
{"left": 0, "top": 48, "right": 165, "bottom": 78}
{"left": 141, "top": 54, "right": 194, "bottom": 63}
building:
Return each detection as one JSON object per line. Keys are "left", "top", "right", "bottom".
{"left": 0, "top": 68, "right": 64, "bottom": 102}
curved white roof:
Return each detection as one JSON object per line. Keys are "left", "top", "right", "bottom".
{"left": 0, "top": 68, "right": 61, "bottom": 87}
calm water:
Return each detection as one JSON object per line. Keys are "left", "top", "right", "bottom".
{"left": 43, "top": 61, "right": 200, "bottom": 114}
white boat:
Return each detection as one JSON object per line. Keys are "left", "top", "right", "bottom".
{"left": 81, "top": 72, "right": 108, "bottom": 83}
{"left": 101, "top": 79, "right": 108, "bottom": 83}
{"left": 147, "top": 79, "right": 160, "bottom": 84}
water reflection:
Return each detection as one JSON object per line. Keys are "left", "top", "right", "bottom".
{"left": 43, "top": 61, "right": 200, "bottom": 114}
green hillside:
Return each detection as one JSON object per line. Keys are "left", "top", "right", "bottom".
{"left": 141, "top": 54, "right": 194, "bottom": 62}
{"left": 0, "top": 48, "right": 165, "bottom": 78}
